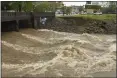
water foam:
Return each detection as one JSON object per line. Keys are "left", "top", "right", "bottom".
{"left": 2, "top": 29, "right": 116, "bottom": 77}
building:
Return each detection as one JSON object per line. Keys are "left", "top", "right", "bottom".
{"left": 71, "top": 6, "right": 80, "bottom": 14}
{"left": 85, "top": 1, "right": 94, "bottom": 14}
{"left": 89, "top": 1, "right": 116, "bottom": 7}
{"left": 85, "top": 1, "right": 116, "bottom": 14}
{"left": 86, "top": 1, "right": 91, "bottom": 5}
{"left": 91, "top": 1, "right": 110, "bottom": 7}
{"left": 85, "top": 1, "right": 102, "bottom": 14}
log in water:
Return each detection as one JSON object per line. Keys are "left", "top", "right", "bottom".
{"left": 2, "top": 28, "right": 116, "bottom": 77}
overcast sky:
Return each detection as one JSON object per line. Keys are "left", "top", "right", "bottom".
{"left": 63, "top": 2, "right": 86, "bottom": 6}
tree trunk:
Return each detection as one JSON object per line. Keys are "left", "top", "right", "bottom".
{"left": 18, "top": 3, "right": 22, "bottom": 12}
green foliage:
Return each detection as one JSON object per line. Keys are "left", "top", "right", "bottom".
{"left": 10, "top": 2, "right": 33, "bottom": 12}
{"left": 85, "top": 5, "right": 101, "bottom": 10}
{"left": 47, "top": 2, "right": 57, "bottom": 12}
{"left": 101, "top": 2, "right": 116, "bottom": 13}
{"left": 79, "top": 6, "right": 84, "bottom": 12}
{"left": 58, "top": 14, "right": 116, "bottom": 21}
{"left": 1, "top": 1, "right": 33, "bottom": 12}
{"left": 65, "top": 6, "right": 72, "bottom": 15}
{"left": 74, "top": 14, "right": 116, "bottom": 20}
{"left": 34, "top": 2, "right": 64, "bottom": 12}
{"left": 1, "top": 1, "right": 63, "bottom": 12}
{"left": 10, "top": 2, "right": 22, "bottom": 11}
{"left": 34, "top": 2, "right": 50, "bottom": 12}
{"left": 61, "top": 6, "right": 72, "bottom": 15}
{"left": 61, "top": 6, "right": 65, "bottom": 12}
{"left": 1, "top": 1, "right": 12, "bottom": 10}
{"left": 22, "top": 2, "right": 33, "bottom": 12}
{"left": 108, "top": 4, "right": 116, "bottom": 12}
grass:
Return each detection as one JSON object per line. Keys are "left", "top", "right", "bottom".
{"left": 57, "top": 14, "right": 116, "bottom": 21}
{"left": 74, "top": 14, "right": 116, "bottom": 21}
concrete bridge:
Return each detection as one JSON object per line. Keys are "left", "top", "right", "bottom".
{"left": 1, "top": 12, "right": 55, "bottom": 32}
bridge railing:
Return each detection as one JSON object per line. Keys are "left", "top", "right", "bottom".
{"left": 1, "top": 12, "right": 31, "bottom": 17}
{"left": 15, "top": 12, "right": 31, "bottom": 16}
{"left": 1, "top": 12, "right": 16, "bottom": 17}
{"left": 1, "top": 12, "right": 55, "bottom": 17}
{"left": 1, "top": 12, "right": 55, "bottom": 22}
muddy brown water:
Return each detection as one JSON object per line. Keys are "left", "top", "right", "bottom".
{"left": 2, "top": 28, "right": 116, "bottom": 77}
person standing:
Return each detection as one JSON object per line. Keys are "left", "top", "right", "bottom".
{"left": 41, "top": 17, "right": 47, "bottom": 26}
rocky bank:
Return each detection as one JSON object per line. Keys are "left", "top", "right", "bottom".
{"left": 40, "top": 17, "right": 116, "bottom": 34}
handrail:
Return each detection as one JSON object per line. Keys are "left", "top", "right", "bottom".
{"left": 1, "top": 12, "right": 31, "bottom": 17}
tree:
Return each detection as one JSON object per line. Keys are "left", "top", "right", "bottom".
{"left": 22, "top": 2, "right": 33, "bottom": 12}
{"left": 101, "top": 1, "right": 116, "bottom": 14}
{"left": 61, "top": 5, "right": 65, "bottom": 16}
{"left": 66, "top": 6, "right": 72, "bottom": 15}
{"left": 108, "top": 3, "right": 116, "bottom": 13}
{"left": 10, "top": 2, "right": 33, "bottom": 12}
{"left": 78, "top": 6, "right": 84, "bottom": 12}
{"left": 1, "top": 1, "right": 64, "bottom": 12}
{"left": 33, "top": 2, "right": 63, "bottom": 12}
{"left": 48, "top": 2, "right": 57, "bottom": 12}
{"left": 1, "top": 1, "right": 34, "bottom": 12}
{"left": 1, "top": 1, "right": 12, "bottom": 11}
{"left": 9, "top": 2, "right": 22, "bottom": 12}
{"left": 34, "top": 2, "right": 50, "bottom": 12}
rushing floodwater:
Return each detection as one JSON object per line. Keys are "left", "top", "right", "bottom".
{"left": 1, "top": 28, "right": 116, "bottom": 77}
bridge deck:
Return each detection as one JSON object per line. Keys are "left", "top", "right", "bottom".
{"left": 1, "top": 12, "right": 55, "bottom": 22}
{"left": 1, "top": 12, "right": 55, "bottom": 31}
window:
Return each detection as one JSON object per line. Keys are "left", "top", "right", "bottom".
{"left": 86, "top": 1, "right": 91, "bottom": 4}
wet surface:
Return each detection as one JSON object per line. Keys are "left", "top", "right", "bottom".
{"left": 2, "top": 28, "right": 116, "bottom": 77}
